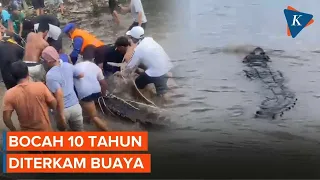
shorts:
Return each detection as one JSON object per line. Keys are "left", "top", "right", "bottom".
{"left": 135, "top": 72, "right": 169, "bottom": 95}
{"left": 64, "top": 103, "right": 84, "bottom": 131}
{"left": 81, "top": 92, "right": 101, "bottom": 102}
{"left": 109, "top": 0, "right": 117, "bottom": 13}
{"left": 47, "top": 34, "right": 63, "bottom": 52}
{"left": 32, "top": 0, "right": 45, "bottom": 9}
{"left": 25, "top": 61, "right": 46, "bottom": 82}
{"left": 128, "top": 22, "right": 147, "bottom": 31}
{"left": 82, "top": 45, "right": 96, "bottom": 60}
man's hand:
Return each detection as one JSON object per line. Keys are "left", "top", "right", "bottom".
{"left": 56, "top": 114, "right": 68, "bottom": 131}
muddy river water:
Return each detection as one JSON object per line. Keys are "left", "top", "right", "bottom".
{"left": 1, "top": 0, "right": 320, "bottom": 178}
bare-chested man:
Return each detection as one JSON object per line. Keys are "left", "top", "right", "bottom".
{"left": 23, "top": 32, "right": 48, "bottom": 82}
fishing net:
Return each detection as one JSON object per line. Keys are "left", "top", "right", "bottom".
{"left": 243, "top": 47, "right": 298, "bottom": 119}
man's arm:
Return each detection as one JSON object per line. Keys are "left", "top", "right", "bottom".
{"left": 97, "top": 68, "right": 107, "bottom": 95}
{"left": 43, "top": 84, "right": 57, "bottom": 110}
{"left": 71, "top": 65, "right": 84, "bottom": 79}
{"left": 126, "top": 47, "right": 141, "bottom": 68}
{"left": 132, "top": 0, "right": 144, "bottom": 26}
{"left": 54, "top": 88, "right": 68, "bottom": 131}
{"left": 70, "top": 37, "right": 83, "bottom": 64}
{"left": 67, "top": 55, "right": 73, "bottom": 64}
{"left": 119, "top": 4, "right": 131, "bottom": 14}
{"left": 19, "top": 22, "right": 23, "bottom": 36}
{"left": 2, "top": 93, "right": 16, "bottom": 131}
{"left": 3, "top": 110, "right": 16, "bottom": 131}
{"left": 8, "top": 20, "right": 14, "bottom": 32}
{"left": 19, "top": 13, "right": 25, "bottom": 36}
{"left": 124, "top": 44, "right": 137, "bottom": 62}
{"left": 138, "top": 12, "right": 143, "bottom": 26}
{"left": 46, "top": 78, "right": 67, "bottom": 131}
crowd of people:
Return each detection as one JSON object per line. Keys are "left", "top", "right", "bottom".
{"left": 0, "top": 0, "right": 173, "bottom": 132}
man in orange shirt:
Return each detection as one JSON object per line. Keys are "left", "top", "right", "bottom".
{"left": 2, "top": 61, "right": 57, "bottom": 131}
{"left": 62, "top": 23, "right": 104, "bottom": 64}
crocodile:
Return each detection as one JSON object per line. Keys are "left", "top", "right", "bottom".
{"left": 243, "top": 47, "right": 298, "bottom": 119}
{"left": 97, "top": 71, "right": 175, "bottom": 126}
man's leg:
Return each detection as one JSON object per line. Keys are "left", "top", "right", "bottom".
{"left": 80, "top": 94, "right": 109, "bottom": 131}
{"left": 127, "top": 22, "right": 139, "bottom": 31}
{"left": 141, "top": 23, "right": 147, "bottom": 30}
{"left": 135, "top": 72, "right": 153, "bottom": 89}
{"left": 68, "top": 104, "right": 84, "bottom": 132}
{"left": 39, "top": 0, "right": 45, "bottom": 15}
{"left": 112, "top": 11, "right": 120, "bottom": 25}
{"left": 153, "top": 74, "right": 169, "bottom": 96}
{"left": 58, "top": 0, "right": 64, "bottom": 14}
{"left": 31, "top": 0, "right": 40, "bottom": 16}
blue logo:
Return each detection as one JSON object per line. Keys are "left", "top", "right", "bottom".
{"left": 284, "top": 6, "right": 314, "bottom": 38}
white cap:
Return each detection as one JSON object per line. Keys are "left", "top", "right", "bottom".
{"left": 0, "top": 3, "right": 2, "bottom": 7}
{"left": 126, "top": 26, "right": 144, "bottom": 39}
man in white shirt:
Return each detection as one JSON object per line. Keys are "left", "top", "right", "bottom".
{"left": 124, "top": 26, "right": 173, "bottom": 96}
{"left": 74, "top": 59, "right": 109, "bottom": 131}
{"left": 119, "top": 0, "right": 147, "bottom": 30}
{"left": 34, "top": 22, "right": 62, "bottom": 52}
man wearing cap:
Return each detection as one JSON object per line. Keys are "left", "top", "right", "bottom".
{"left": 62, "top": 23, "right": 104, "bottom": 65}
{"left": 7, "top": 3, "right": 25, "bottom": 36}
{"left": 0, "top": 3, "right": 11, "bottom": 29}
{"left": 119, "top": 0, "right": 147, "bottom": 31}
{"left": 42, "top": 46, "right": 85, "bottom": 131}
{"left": 124, "top": 26, "right": 173, "bottom": 97}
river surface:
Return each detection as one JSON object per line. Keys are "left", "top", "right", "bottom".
{"left": 2, "top": 0, "right": 320, "bottom": 179}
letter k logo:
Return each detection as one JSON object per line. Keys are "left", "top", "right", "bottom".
{"left": 284, "top": 6, "right": 314, "bottom": 38}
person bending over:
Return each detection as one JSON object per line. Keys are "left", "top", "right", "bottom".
{"left": 2, "top": 61, "right": 57, "bottom": 131}
{"left": 94, "top": 36, "right": 130, "bottom": 77}
{"left": 124, "top": 26, "right": 173, "bottom": 97}
{"left": 62, "top": 23, "right": 104, "bottom": 65}
{"left": 42, "top": 46, "right": 85, "bottom": 131}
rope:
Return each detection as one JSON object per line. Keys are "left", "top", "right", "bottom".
{"left": 109, "top": 56, "right": 158, "bottom": 107}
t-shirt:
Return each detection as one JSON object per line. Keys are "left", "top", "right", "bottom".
{"left": 59, "top": 53, "right": 69, "bottom": 63}
{"left": 2, "top": 82, "right": 55, "bottom": 131}
{"left": 74, "top": 61, "right": 104, "bottom": 100}
{"left": 130, "top": 0, "right": 147, "bottom": 23}
{"left": 46, "top": 62, "right": 82, "bottom": 108}
{"left": 32, "top": 14, "right": 60, "bottom": 27}
{"left": 9, "top": 12, "right": 25, "bottom": 33}
{"left": 34, "top": 23, "right": 61, "bottom": 40}
{"left": 0, "top": 41, "right": 24, "bottom": 89}
{"left": 95, "top": 45, "right": 124, "bottom": 74}
{"left": 127, "top": 37, "right": 173, "bottom": 77}
{"left": 1, "top": 10, "right": 11, "bottom": 27}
